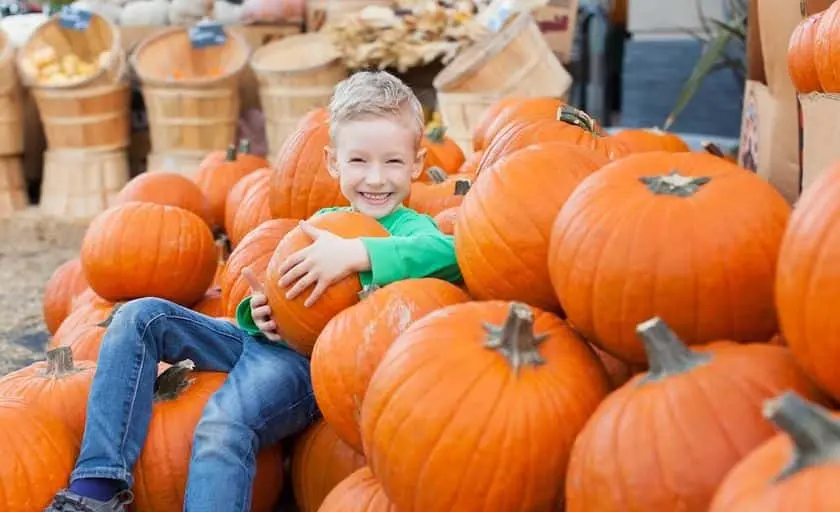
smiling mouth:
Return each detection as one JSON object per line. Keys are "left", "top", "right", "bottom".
{"left": 359, "top": 192, "right": 393, "bottom": 203}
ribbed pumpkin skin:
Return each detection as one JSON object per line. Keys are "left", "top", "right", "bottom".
{"left": 114, "top": 171, "right": 211, "bottom": 226}
{"left": 224, "top": 168, "right": 271, "bottom": 239}
{"left": 265, "top": 211, "right": 389, "bottom": 355}
{"left": 776, "top": 162, "right": 840, "bottom": 401}
{"left": 566, "top": 341, "right": 827, "bottom": 512}
{"left": 311, "top": 278, "right": 470, "bottom": 453}
{"left": 788, "top": 13, "right": 824, "bottom": 93}
{"left": 132, "top": 371, "right": 284, "bottom": 512}
{"left": 80, "top": 202, "right": 218, "bottom": 307}
{"left": 0, "top": 397, "right": 77, "bottom": 512}
{"left": 814, "top": 4, "right": 840, "bottom": 92}
{"left": 43, "top": 257, "right": 89, "bottom": 334}
{"left": 475, "top": 97, "right": 566, "bottom": 152}
{"left": 318, "top": 467, "right": 398, "bottom": 512}
{"left": 406, "top": 176, "right": 469, "bottom": 217}
{"left": 548, "top": 153, "right": 790, "bottom": 363}
{"left": 361, "top": 301, "right": 610, "bottom": 512}
{"left": 48, "top": 299, "right": 115, "bottom": 362}
{"left": 195, "top": 152, "right": 262, "bottom": 228}
{"left": 421, "top": 133, "right": 465, "bottom": 175}
{"left": 291, "top": 420, "right": 366, "bottom": 512}
{"left": 268, "top": 110, "right": 349, "bottom": 220}
{"left": 456, "top": 142, "right": 608, "bottom": 312}
{"left": 230, "top": 172, "right": 273, "bottom": 247}
{"left": 611, "top": 128, "right": 691, "bottom": 154}
{"left": 219, "top": 218, "right": 298, "bottom": 317}
{"left": 471, "top": 97, "right": 522, "bottom": 152}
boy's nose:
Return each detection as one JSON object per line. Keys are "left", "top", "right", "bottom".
{"left": 366, "top": 166, "right": 385, "bottom": 185}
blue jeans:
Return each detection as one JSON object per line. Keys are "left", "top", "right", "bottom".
{"left": 70, "top": 297, "right": 319, "bottom": 511}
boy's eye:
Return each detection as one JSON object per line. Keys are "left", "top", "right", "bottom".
{"left": 387, "top": 159, "right": 404, "bottom": 164}
{"left": 349, "top": 158, "right": 365, "bottom": 163}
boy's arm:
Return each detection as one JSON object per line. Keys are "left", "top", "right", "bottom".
{"left": 359, "top": 213, "right": 462, "bottom": 286}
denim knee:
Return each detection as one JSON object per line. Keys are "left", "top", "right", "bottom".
{"left": 102, "top": 297, "right": 174, "bottom": 350}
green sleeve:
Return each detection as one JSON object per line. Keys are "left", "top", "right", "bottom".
{"left": 359, "top": 213, "right": 462, "bottom": 286}
{"left": 235, "top": 296, "right": 263, "bottom": 337}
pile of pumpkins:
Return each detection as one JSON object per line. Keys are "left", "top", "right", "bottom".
{"left": 1, "top": 96, "right": 840, "bottom": 511}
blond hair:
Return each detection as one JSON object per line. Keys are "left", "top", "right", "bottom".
{"left": 328, "top": 70, "right": 425, "bottom": 144}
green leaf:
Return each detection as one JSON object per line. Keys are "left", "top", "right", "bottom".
{"left": 708, "top": 17, "right": 747, "bottom": 42}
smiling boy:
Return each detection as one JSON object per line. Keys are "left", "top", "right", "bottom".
{"left": 46, "top": 71, "right": 461, "bottom": 512}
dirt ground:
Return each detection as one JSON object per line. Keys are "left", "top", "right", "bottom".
{"left": 0, "top": 208, "right": 89, "bottom": 376}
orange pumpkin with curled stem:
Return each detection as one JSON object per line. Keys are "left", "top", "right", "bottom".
{"left": 565, "top": 318, "right": 827, "bottom": 512}
{"left": 421, "top": 122, "right": 465, "bottom": 177}
{"left": 709, "top": 392, "right": 840, "bottom": 512}
{"left": 43, "top": 257, "right": 89, "bottom": 334}
{"left": 361, "top": 301, "right": 610, "bottom": 512}
{"left": 318, "top": 467, "right": 398, "bottom": 512}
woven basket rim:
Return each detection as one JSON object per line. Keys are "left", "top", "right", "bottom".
{"left": 250, "top": 32, "right": 342, "bottom": 75}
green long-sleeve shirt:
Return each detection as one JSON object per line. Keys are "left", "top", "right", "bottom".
{"left": 235, "top": 205, "right": 462, "bottom": 337}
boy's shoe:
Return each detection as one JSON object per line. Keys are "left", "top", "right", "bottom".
{"left": 44, "top": 489, "right": 133, "bottom": 512}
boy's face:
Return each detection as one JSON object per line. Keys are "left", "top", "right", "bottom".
{"left": 325, "top": 115, "right": 425, "bottom": 219}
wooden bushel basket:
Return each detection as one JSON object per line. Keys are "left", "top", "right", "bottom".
{"left": 130, "top": 24, "right": 251, "bottom": 155}
{"left": 0, "top": 31, "right": 24, "bottom": 156}
{"left": 0, "top": 156, "right": 27, "bottom": 218}
{"left": 251, "top": 32, "right": 346, "bottom": 157}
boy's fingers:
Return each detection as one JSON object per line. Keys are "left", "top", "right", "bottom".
{"left": 279, "top": 259, "right": 312, "bottom": 288}
{"left": 276, "top": 247, "right": 309, "bottom": 277}
{"left": 250, "top": 292, "right": 267, "bottom": 307}
{"left": 241, "top": 267, "right": 264, "bottom": 293}
{"left": 285, "top": 271, "right": 317, "bottom": 300}
{"left": 299, "top": 221, "right": 328, "bottom": 240}
{"left": 252, "top": 305, "right": 271, "bottom": 319}
{"left": 304, "top": 280, "right": 329, "bottom": 308}
{"left": 255, "top": 318, "right": 276, "bottom": 332}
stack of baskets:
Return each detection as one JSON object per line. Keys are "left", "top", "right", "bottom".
{"left": 0, "top": 30, "right": 27, "bottom": 218}
{"left": 130, "top": 23, "right": 250, "bottom": 176}
{"left": 16, "top": 8, "right": 131, "bottom": 221}
{"left": 432, "top": 12, "right": 573, "bottom": 154}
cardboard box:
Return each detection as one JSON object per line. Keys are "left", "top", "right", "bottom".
{"left": 799, "top": 93, "right": 840, "bottom": 189}
{"left": 533, "top": 0, "right": 578, "bottom": 63}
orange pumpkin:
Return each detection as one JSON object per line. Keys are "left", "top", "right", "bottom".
{"left": 43, "top": 258, "right": 89, "bottom": 334}
{"left": 421, "top": 125, "right": 465, "bottom": 176}
{"left": 611, "top": 127, "right": 691, "bottom": 153}
{"left": 361, "top": 301, "right": 610, "bottom": 511}
{"left": 312, "top": 278, "right": 470, "bottom": 452}
{"left": 709, "top": 392, "right": 840, "bottom": 512}
{"left": 0, "top": 346, "right": 94, "bottom": 440}
{"left": 566, "top": 318, "right": 827, "bottom": 512}
{"left": 476, "top": 97, "right": 567, "bottom": 152}
{"left": 407, "top": 173, "right": 471, "bottom": 217}
{"left": 235, "top": 138, "right": 270, "bottom": 173}
{"left": 269, "top": 109, "right": 349, "bottom": 220}
{"left": 114, "top": 171, "right": 211, "bottom": 226}
{"left": 291, "top": 420, "right": 367, "bottom": 512}
{"left": 788, "top": 12, "right": 824, "bottom": 93}
{"left": 192, "top": 287, "right": 224, "bottom": 317}
{"left": 49, "top": 299, "right": 115, "bottom": 361}
{"left": 318, "top": 467, "right": 398, "bottom": 512}
{"left": 195, "top": 145, "right": 262, "bottom": 228}
{"left": 471, "top": 97, "right": 524, "bottom": 152}
{"left": 132, "top": 364, "right": 284, "bottom": 512}
{"left": 230, "top": 171, "right": 272, "bottom": 247}
{"left": 432, "top": 206, "right": 459, "bottom": 235}
{"left": 456, "top": 149, "right": 482, "bottom": 180}
{"left": 549, "top": 152, "right": 790, "bottom": 363}
{"left": 265, "top": 211, "right": 389, "bottom": 355}
{"left": 81, "top": 202, "right": 218, "bottom": 307}
{"left": 776, "top": 161, "right": 840, "bottom": 401}
{"left": 0, "top": 397, "right": 78, "bottom": 511}
{"left": 223, "top": 167, "right": 271, "bottom": 239}
{"left": 813, "top": 4, "right": 840, "bottom": 92}
{"left": 219, "top": 218, "right": 298, "bottom": 317}
{"left": 456, "top": 142, "right": 608, "bottom": 312}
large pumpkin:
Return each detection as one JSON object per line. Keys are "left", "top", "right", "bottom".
{"left": 709, "top": 392, "right": 840, "bottom": 512}
{"left": 265, "top": 211, "right": 389, "bottom": 354}
{"left": 814, "top": 3, "right": 840, "bottom": 92}
{"left": 455, "top": 142, "right": 608, "bottom": 312}
{"left": 0, "top": 397, "right": 77, "bottom": 512}
{"left": 43, "top": 258, "right": 89, "bottom": 334}
{"left": 565, "top": 318, "right": 826, "bottom": 512}
{"left": 291, "top": 420, "right": 366, "bottom": 512}
{"left": 549, "top": 152, "right": 790, "bottom": 363}
{"left": 223, "top": 167, "right": 271, "bottom": 240}
{"left": 195, "top": 145, "right": 264, "bottom": 228}
{"left": 219, "top": 218, "right": 298, "bottom": 317}
{"left": 788, "top": 12, "right": 824, "bottom": 93}
{"left": 230, "top": 171, "right": 273, "bottom": 247}
{"left": 49, "top": 299, "right": 116, "bottom": 361}
{"left": 81, "top": 202, "right": 218, "bottom": 307}
{"left": 114, "top": 171, "right": 211, "bottom": 226}
{"left": 0, "top": 346, "right": 94, "bottom": 441}
{"left": 776, "top": 161, "right": 840, "bottom": 401}
{"left": 268, "top": 109, "right": 349, "bottom": 220}
{"left": 473, "top": 97, "right": 566, "bottom": 152}
{"left": 611, "top": 127, "right": 690, "bottom": 154}
{"left": 132, "top": 363, "right": 284, "bottom": 512}
{"left": 318, "top": 467, "right": 398, "bottom": 512}
{"left": 312, "top": 278, "right": 470, "bottom": 452}
{"left": 361, "top": 301, "right": 610, "bottom": 511}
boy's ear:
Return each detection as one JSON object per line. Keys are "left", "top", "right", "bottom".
{"left": 324, "top": 146, "right": 339, "bottom": 178}
{"left": 412, "top": 147, "right": 427, "bottom": 180}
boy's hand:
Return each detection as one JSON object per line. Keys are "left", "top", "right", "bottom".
{"left": 276, "top": 221, "right": 370, "bottom": 308}
{"left": 242, "top": 267, "right": 283, "bottom": 342}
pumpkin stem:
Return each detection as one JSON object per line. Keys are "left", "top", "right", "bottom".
{"left": 702, "top": 142, "right": 725, "bottom": 158}
{"left": 426, "top": 166, "right": 449, "bottom": 184}
{"left": 214, "top": 235, "right": 230, "bottom": 264}
{"left": 154, "top": 359, "right": 196, "bottom": 401}
{"left": 556, "top": 105, "right": 598, "bottom": 134}
{"left": 763, "top": 391, "right": 840, "bottom": 482}
{"left": 639, "top": 170, "right": 711, "bottom": 197}
{"left": 636, "top": 317, "right": 711, "bottom": 384}
{"left": 425, "top": 124, "right": 447, "bottom": 143}
{"left": 225, "top": 144, "right": 238, "bottom": 162}
{"left": 484, "top": 302, "right": 548, "bottom": 376}
{"left": 358, "top": 284, "right": 381, "bottom": 300}
{"left": 454, "top": 180, "right": 471, "bottom": 196}
{"left": 96, "top": 302, "right": 124, "bottom": 328}
{"left": 42, "top": 346, "right": 78, "bottom": 377}
{"left": 238, "top": 138, "right": 251, "bottom": 154}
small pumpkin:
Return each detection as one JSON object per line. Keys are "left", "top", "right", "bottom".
{"left": 114, "top": 171, "right": 212, "bottom": 227}
{"left": 788, "top": 12, "right": 824, "bottom": 93}
{"left": 311, "top": 278, "right": 470, "bottom": 452}
{"left": 81, "top": 202, "right": 218, "bottom": 307}
{"left": 230, "top": 171, "right": 273, "bottom": 247}
{"left": 219, "top": 218, "right": 298, "bottom": 317}
{"left": 0, "top": 346, "right": 95, "bottom": 440}
{"left": 132, "top": 362, "right": 284, "bottom": 512}
{"left": 269, "top": 109, "right": 349, "bottom": 220}
{"left": 565, "top": 318, "right": 826, "bottom": 512}
{"left": 43, "top": 258, "right": 89, "bottom": 334}
{"left": 318, "top": 467, "right": 398, "bottom": 512}
{"left": 432, "top": 206, "right": 459, "bottom": 235}
{"left": 291, "top": 420, "right": 366, "bottom": 512}
{"left": 265, "top": 211, "right": 389, "bottom": 355}
{"left": 195, "top": 145, "right": 263, "bottom": 228}
{"left": 361, "top": 301, "right": 610, "bottom": 511}
{"left": 611, "top": 127, "right": 691, "bottom": 153}
{"left": 223, "top": 167, "right": 271, "bottom": 239}
{"left": 456, "top": 142, "right": 608, "bottom": 312}
{"left": 709, "top": 392, "right": 840, "bottom": 512}
{"left": 407, "top": 167, "right": 471, "bottom": 217}
{"left": 235, "top": 138, "right": 270, "bottom": 173}
{"left": 421, "top": 120, "right": 465, "bottom": 176}
{"left": 549, "top": 152, "right": 790, "bottom": 363}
